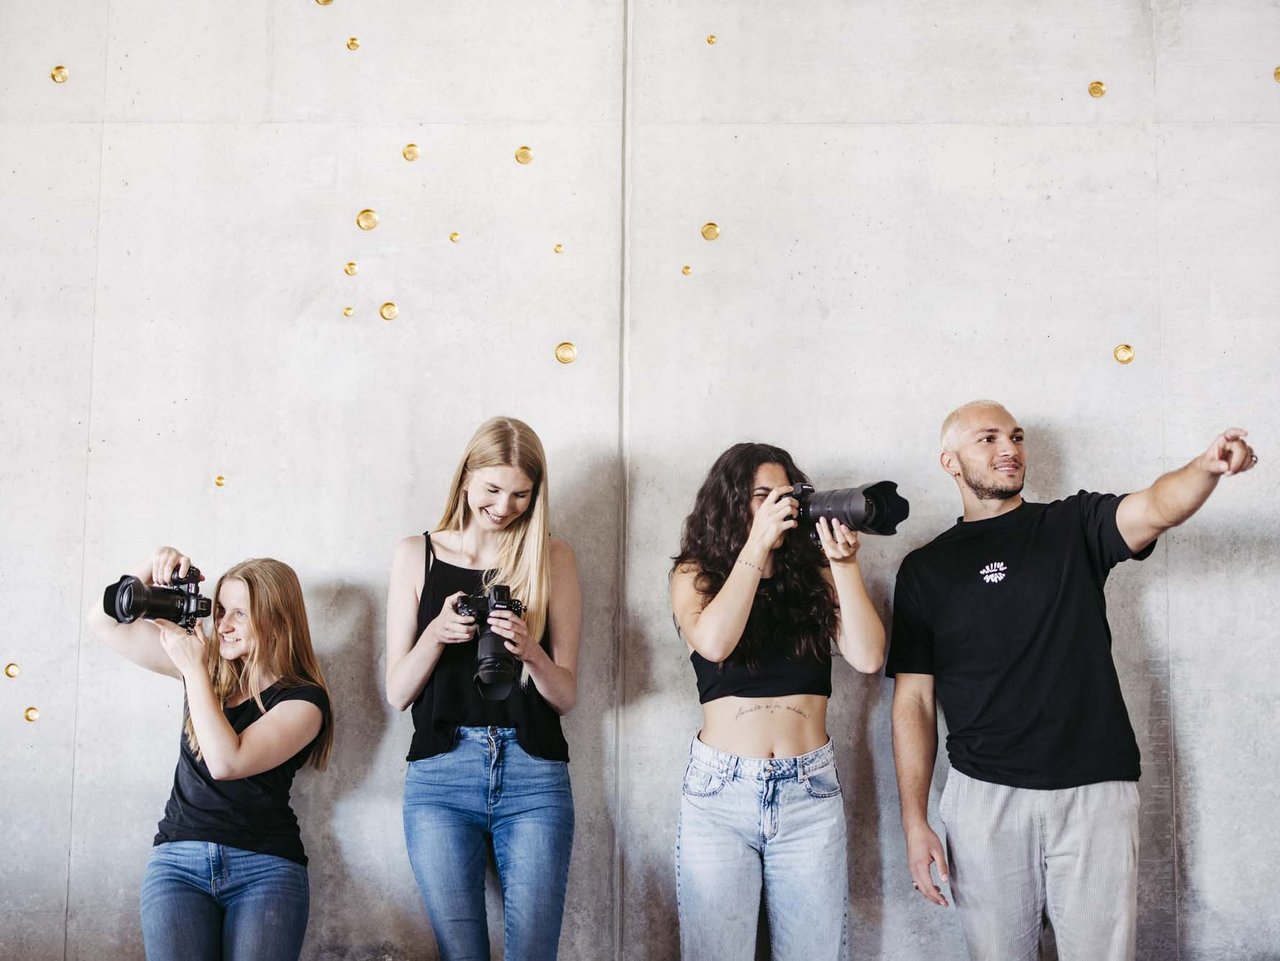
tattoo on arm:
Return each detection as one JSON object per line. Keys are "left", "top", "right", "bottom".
{"left": 734, "top": 703, "right": 811, "bottom": 721}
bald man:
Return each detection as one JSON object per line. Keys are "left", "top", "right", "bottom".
{"left": 886, "top": 401, "right": 1258, "bottom": 961}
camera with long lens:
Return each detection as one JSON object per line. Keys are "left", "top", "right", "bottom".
{"left": 103, "top": 567, "right": 212, "bottom": 629}
{"left": 791, "top": 481, "right": 910, "bottom": 536}
{"left": 455, "top": 585, "right": 526, "bottom": 701}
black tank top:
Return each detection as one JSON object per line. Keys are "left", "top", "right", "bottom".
{"left": 690, "top": 580, "right": 833, "bottom": 703}
{"left": 407, "top": 532, "right": 569, "bottom": 762}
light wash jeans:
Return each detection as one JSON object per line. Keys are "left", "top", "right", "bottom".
{"left": 403, "top": 726, "right": 574, "bottom": 961}
{"left": 676, "top": 735, "right": 848, "bottom": 960}
{"left": 140, "top": 840, "right": 309, "bottom": 961}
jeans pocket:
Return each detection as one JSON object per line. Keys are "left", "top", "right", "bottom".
{"left": 802, "top": 763, "right": 842, "bottom": 799}
{"left": 681, "top": 758, "right": 728, "bottom": 798}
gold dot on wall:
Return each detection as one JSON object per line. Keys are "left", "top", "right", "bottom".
{"left": 316, "top": 0, "right": 333, "bottom": 5}
{"left": 51, "top": 65, "right": 69, "bottom": 83}
{"left": 682, "top": 265, "right": 692, "bottom": 275}
{"left": 1274, "top": 66, "right": 1280, "bottom": 82}
{"left": 342, "top": 306, "right": 354, "bottom": 317}
{"left": 514, "top": 145, "right": 534, "bottom": 165}
{"left": 402, "top": 143, "right": 420, "bottom": 161}
{"left": 214, "top": 474, "right": 227, "bottom": 487}
{"left": 449, "top": 232, "right": 460, "bottom": 243}
{"left": 1113, "top": 343, "right": 1135, "bottom": 364}
{"left": 343, "top": 261, "right": 358, "bottom": 276}
{"left": 380, "top": 302, "right": 398, "bottom": 321}
{"left": 1088, "top": 80, "right": 1107, "bottom": 98}
{"left": 347, "top": 37, "right": 360, "bottom": 50}
{"left": 356, "top": 209, "right": 379, "bottom": 230}
{"left": 24, "top": 707, "right": 40, "bottom": 722}
{"left": 555, "top": 342, "right": 578, "bottom": 364}
{"left": 4, "top": 663, "right": 19, "bottom": 679}
{"left": 553, "top": 243, "right": 564, "bottom": 254}
{"left": 707, "top": 34, "right": 717, "bottom": 45}
{"left": 701, "top": 222, "right": 720, "bottom": 241}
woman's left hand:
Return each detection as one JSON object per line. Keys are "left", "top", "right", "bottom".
{"left": 817, "top": 517, "right": 861, "bottom": 564}
{"left": 487, "top": 608, "right": 542, "bottom": 664}
{"left": 153, "top": 619, "right": 210, "bottom": 679}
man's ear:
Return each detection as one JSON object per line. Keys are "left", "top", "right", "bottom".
{"left": 939, "top": 450, "right": 959, "bottom": 478}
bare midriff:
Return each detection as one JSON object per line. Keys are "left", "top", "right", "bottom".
{"left": 698, "top": 693, "right": 830, "bottom": 759}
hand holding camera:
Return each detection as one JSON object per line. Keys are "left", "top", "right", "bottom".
{"left": 455, "top": 586, "right": 527, "bottom": 701}
{"left": 429, "top": 592, "right": 478, "bottom": 645}
{"left": 815, "top": 517, "right": 861, "bottom": 564}
{"left": 747, "top": 486, "right": 800, "bottom": 553}
{"left": 103, "top": 546, "right": 212, "bottom": 629}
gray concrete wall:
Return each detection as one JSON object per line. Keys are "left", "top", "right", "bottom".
{"left": 1, "top": 2, "right": 1277, "bottom": 959}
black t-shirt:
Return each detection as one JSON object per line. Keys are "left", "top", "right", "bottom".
{"left": 885, "top": 492, "right": 1154, "bottom": 790}
{"left": 154, "top": 682, "right": 330, "bottom": 865}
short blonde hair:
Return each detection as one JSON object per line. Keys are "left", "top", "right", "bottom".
{"left": 940, "top": 400, "right": 1012, "bottom": 451}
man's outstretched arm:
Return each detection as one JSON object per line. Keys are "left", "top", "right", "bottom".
{"left": 892, "top": 672, "right": 951, "bottom": 907}
{"left": 1116, "top": 428, "right": 1258, "bottom": 554}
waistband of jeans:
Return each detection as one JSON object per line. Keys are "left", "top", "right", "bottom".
{"left": 456, "top": 725, "right": 518, "bottom": 742}
{"left": 689, "top": 733, "right": 835, "bottom": 780}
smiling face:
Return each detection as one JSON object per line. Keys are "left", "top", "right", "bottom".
{"left": 215, "top": 577, "right": 257, "bottom": 661}
{"left": 941, "top": 403, "right": 1026, "bottom": 502}
{"left": 465, "top": 465, "right": 535, "bottom": 531}
{"left": 749, "top": 461, "right": 792, "bottom": 550}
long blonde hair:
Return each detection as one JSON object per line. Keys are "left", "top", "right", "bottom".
{"left": 184, "top": 558, "right": 334, "bottom": 770}
{"left": 435, "top": 416, "right": 551, "bottom": 647}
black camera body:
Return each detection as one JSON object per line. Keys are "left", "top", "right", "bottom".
{"left": 791, "top": 481, "right": 910, "bottom": 536}
{"left": 455, "top": 585, "right": 526, "bottom": 701}
{"left": 103, "top": 567, "right": 212, "bottom": 629}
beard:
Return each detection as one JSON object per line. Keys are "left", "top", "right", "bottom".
{"left": 960, "top": 462, "right": 1024, "bottom": 501}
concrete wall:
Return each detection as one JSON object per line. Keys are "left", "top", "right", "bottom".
{"left": 1, "top": 2, "right": 1277, "bottom": 959}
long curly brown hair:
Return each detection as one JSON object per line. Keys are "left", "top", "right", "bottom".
{"left": 672, "top": 442, "right": 836, "bottom": 670}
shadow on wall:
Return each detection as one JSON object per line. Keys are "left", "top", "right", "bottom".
{"left": 292, "top": 580, "right": 425, "bottom": 961}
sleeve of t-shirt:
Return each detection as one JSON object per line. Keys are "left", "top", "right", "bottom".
{"left": 1075, "top": 489, "right": 1158, "bottom": 572}
{"left": 268, "top": 684, "right": 331, "bottom": 730}
{"left": 884, "top": 561, "right": 934, "bottom": 677}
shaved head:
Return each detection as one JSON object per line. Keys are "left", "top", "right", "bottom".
{"left": 940, "top": 400, "right": 1014, "bottom": 451}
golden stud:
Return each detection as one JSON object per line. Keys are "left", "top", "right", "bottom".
{"left": 214, "top": 475, "right": 227, "bottom": 487}
{"left": 554, "top": 342, "right": 578, "bottom": 364}
{"left": 4, "top": 663, "right": 19, "bottom": 679}
{"left": 553, "top": 243, "right": 564, "bottom": 254}
{"left": 342, "top": 306, "right": 354, "bottom": 317}
{"left": 380, "top": 302, "right": 398, "bottom": 321}
{"left": 449, "top": 232, "right": 460, "bottom": 243}
{"left": 1274, "top": 66, "right": 1280, "bottom": 82}
{"left": 343, "top": 262, "right": 358, "bottom": 276}
{"left": 514, "top": 145, "right": 534, "bottom": 165}
{"left": 51, "top": 65, "right": 69, "bottom": 83}
{"left": 1113, "top": 344, "right": 1135, "bottom": 364}
{"left": 356, "top": 209, "right": 379, "bottom": 230}
{"left": 707, "top": 35, "right": 717, "bottom": 45}
{"left": 24, "top": 707, "right": 40, "bottom": 722}
{"left": 1088, "top": 80, "right": 1107, "bottom": 98}
{"left": 701, "top": 222, "right": 720, "bottom": 241}
{"left": 682, "top": 265, "right": 692, "bottom": 275}
{"left": 315, "top": 0, "right": 333, "bottom": 5}
{"left": 347, "top": 37, "right": 360, "bottom": 51}
{"left": 402, "top": 143, "right": 420, "bottom": 161}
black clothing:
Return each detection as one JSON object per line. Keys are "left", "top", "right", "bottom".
{"left": 154, "top": 683, "right": 330, "bottom": 865}
{"left": 691, "top": 640, "right": 832, "bottom": 704}
{"left": 886, "top": 492, "right": 1154, "bottom": 790}
{"left": 407, "top": 532, "right": 569, "bottom": 763}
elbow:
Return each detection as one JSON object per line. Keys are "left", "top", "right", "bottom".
{"left": 386, "top": 688, "right": 414, "bottom": 712}
{"left": 847, "top": 649, "right": 886, "bottom": 674}
{"left": 206, "top": 760, "right": 237, "bottom": 781}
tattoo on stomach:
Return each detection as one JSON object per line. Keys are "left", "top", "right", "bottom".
{"left": 734, "top": 703, "right": 810, "bottom": 721}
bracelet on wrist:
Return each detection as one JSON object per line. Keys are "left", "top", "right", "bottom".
{"left": 736, "top": 557, "right": 765, "bottom": 574}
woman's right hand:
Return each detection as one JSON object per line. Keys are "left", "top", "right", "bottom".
{"left": 746, "top": 486, "right": 798, "bottom": 552}
{"left": 149, "top": 546, "right": 201, "bottom": 586}
{"left": 427, "top": 591, "right": 477, "bottom": 645}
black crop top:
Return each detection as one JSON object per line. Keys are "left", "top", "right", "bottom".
{"left": 407, "top": 532, "right": 569, "bottom": 763}
{"left": 691, "top": 645, "right": 833, "bottom": 703}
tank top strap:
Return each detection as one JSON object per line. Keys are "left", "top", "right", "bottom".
{"left": 422, "top": 530, "right": 434, "bottom": 587}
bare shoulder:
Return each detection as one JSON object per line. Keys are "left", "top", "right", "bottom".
{"left": 392, "top": 533, "right": 427, "bottom": 567}
{"left": 548, "top": 536, "right": 577, "bottom": 567}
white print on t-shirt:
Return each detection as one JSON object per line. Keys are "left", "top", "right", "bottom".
{"left": 979, "top": 561, "right": 1008, "bottom": 584}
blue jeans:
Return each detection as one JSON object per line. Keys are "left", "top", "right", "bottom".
{"left": 140, "top": 841, "right": 309, "bottom": 961}
{"left": 403, "top": 726, "right": 575, "bottom": 961}
{"left": 676, "top": 735, "right": 848, "bottom": 960}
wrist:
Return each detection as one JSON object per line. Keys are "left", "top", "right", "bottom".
{"left": 739, "top": 542, "right": 770, "bottom": 569}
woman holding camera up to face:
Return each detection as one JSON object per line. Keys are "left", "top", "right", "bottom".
{"left": 87, "top": 549, "right": 332, "bottom": 961}
{"left": 670, "top": 443, "right": 887, "bottom": 961}
{"left": 385, "top": 416, "right": 581, "bottom": 961}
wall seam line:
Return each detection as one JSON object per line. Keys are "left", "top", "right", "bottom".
{"left": 612, "top": 1, "right": 634, "bottom": 959}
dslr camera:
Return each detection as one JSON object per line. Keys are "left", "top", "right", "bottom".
{"left": 455, "top": 585, "right": 526, "bottom": 701}
{"left": 791, "top": 480, "right": 910, "bottom": 536}
{"left": 103, "top": 567, "right": 212, "bottom": 629}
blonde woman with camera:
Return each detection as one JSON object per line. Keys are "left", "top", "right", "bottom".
{"left": 87, "top": 548, "right": 332, "bottom": 961}
{"left": 385, "top": 416, "right": 582, "bottom": 960}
